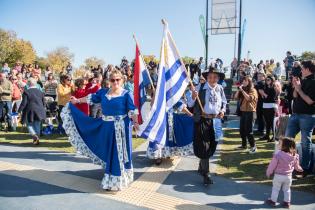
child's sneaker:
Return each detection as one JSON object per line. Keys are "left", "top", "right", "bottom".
{"left": 265, "top": 198, "right": 276, "bottom": 207}
{"left": 282, "top": 201, "right": 290, "bottom": 209}
{"left": 249, "top": 146, "right": 257, "bottom": 154}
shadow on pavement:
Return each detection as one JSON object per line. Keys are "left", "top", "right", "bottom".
{"left": 0, "top": 173, "right": 79, "bottom": 197}
{"left": 0, "top": 150, "right": 91, "bottom": 163}
{"left": 158, "top": 169, "right": 315, "bottom": 208}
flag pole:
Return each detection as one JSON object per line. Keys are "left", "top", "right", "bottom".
{"left": 132, "top": 34, "right": 156, "bottom": 92}
{"left": 161, "top": 19, "right": 205, "bottom": 114}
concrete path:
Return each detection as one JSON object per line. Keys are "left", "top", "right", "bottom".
{"left": 0, "top": 141, "right": 314, "bottom": 210}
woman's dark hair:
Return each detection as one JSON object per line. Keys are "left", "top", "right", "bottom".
{"left": 242, "top": 76, "right": 254, "bottom": 92}
{"left": 48, "top": 73, "right": 54, "bottom": 80}
{"left": 94, "top": 72, "right": 102, "bottom": 79}
{"left": 60, "top": 74, "right": 71, "bottom": 84}
{"left": 266, "top": 75, "right": 275, "bottom": 87}
{"left": 280, "top": 137, "right": 296, "bottom": 154}
{"left": 301, "top": 60, "right": 315, "bottom": 73}
{"left": 74, "top": 78, "right": 85, "bottom": 88}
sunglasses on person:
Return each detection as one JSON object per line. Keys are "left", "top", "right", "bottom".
{"left": 110, "top": 78, "right": 121, "bottom": 83}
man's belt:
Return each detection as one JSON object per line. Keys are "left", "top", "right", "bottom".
{"left": 201, "top": 114, "right": 218, "bottom": 119}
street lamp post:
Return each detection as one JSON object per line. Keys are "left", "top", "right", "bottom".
{"left": 205, "top": 0, "right": 209, "bottom": 71}
{"left": 237, "top": 0, "right": 242, "bottom": 65}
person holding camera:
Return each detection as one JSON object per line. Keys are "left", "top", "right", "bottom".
{"left": 285, "top": 60, "right": 315, "bottom": 177}
{"left": 234, "top": 76, "right": 258, "bottom": 153}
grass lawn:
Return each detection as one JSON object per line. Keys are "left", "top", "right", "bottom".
{"left": 0, "top": 126, "right": 145, "bottom": 153}
{"left": 216, "top": 128, "right": 315, "bottom": 194}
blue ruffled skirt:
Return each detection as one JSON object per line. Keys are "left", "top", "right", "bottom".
{"left": 147, "top": 113, "right": 194, "bottom": 159}
{"left": 61, "top": 103, "right": 133, "bottom": 190}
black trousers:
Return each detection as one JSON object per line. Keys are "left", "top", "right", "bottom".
{"left": 193, "top": 118, "right": 218, "bottom": 159}
{"left": 194, "top": 118, "right": 218, "bottom": 176}
{"left": 263, "top": 108, "right": 275, "bottom": 137}
{"left": 256, "top": 102, "right": 265, "bottom": 133}
{"left": 240, "top": 111, "right": 256, "bottom": 147}
{"left": 198, "top": 159, "right": 210, "bottom": 176}
{"left": 57, "top": 105, "right": 64, "bottom": 124}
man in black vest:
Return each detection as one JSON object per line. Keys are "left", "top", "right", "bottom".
{"left": 188, "top": 69, "right": 227, "bottom": 185}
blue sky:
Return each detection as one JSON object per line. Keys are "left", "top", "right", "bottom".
{"left": 1, "top": 0, "right": 314, "bottom": 67}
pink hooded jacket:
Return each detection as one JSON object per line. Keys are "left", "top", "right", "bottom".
{"left": 266, "top": 151, "right": 303, "bottom": 177}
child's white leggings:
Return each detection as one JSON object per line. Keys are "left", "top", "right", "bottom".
{"left": 271, "top": 174, "right": 292, "bottom": 202}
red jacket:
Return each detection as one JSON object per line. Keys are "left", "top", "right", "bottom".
{"left": 72, "top": 84, "right": 100, "bottom": 115}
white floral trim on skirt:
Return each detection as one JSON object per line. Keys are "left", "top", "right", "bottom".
{"left": 61, "top": 103, "right": 105, "bottom": 166}
{"left": 61, "top": 103, "right": 134, "bottom": 190}
{"left": 146, "top": 143, "right": 193, "bottom": 159}
{"left": 101, "top": 169, "right": 133, "bottom": 190}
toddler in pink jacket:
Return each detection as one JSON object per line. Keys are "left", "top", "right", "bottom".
{"left": 266, "top": 137, "right": 303, "bottom": 208}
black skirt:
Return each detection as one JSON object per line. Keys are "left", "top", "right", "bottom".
{"left": 193, "top": 117, "right": 218, "bottom": 159}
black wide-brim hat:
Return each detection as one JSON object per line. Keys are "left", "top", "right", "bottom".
{"left": 202, "top": 67, "right": 224, "bottom": 78}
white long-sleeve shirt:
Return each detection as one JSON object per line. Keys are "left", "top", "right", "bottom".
{"left": 187, "top": 82, "right": 227, "bottom": 115}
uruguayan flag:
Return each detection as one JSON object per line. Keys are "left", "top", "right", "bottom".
{"left": 134, "top": 43, "right": 151, "bottom": 123}
{"left": 138, "top": 21, "right": 189, "bottom": 145}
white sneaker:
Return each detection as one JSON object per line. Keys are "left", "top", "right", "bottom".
{"left": 249, "top": 146, "right": 257, "bottom": 154}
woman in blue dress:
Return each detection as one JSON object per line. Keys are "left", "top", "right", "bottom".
{"left": 61, "top": 69, "right": 139, "bottom": 191}
{"left": 147, "top": 95, "right": 195, "bottom": 165}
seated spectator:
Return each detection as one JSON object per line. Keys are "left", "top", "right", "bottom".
{"left": 124, "top": 75, "right": 134, "bottom": 93}
{"left": 44, "top": 73, "right": 58, "bottom": 100}
{"left": 272, "top": 62, "right": 282, "bottom": 80}
{"left": 1, "top": 63, "right": 10, "bottom": 76}
{"left": 16, "top": 72, "right": 27, "bottom": 89}
{"left": 13, "top": 62, "right": 22, "bottom": 72}
{"left": 32, "top": 64, "right": 41, "bottom": 78}
{"left": 45, "top": 66, "right": 53, "bottom": 80}
{"left": 66, "top": 62, "right": 73, "bottom": 75}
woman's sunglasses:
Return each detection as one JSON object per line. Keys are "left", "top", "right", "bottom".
{"left": 110, "top": 78, "right": 121, "bottom": 83}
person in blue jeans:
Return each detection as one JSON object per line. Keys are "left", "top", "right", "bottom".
{"left": 18, "top": 78, "right": 46, "bottom": 145}
{"left": 0, "top": 72, "right": 13, "bottom": 131}
{"left": 285, "top": 60, "right": 315, "bottom": 177}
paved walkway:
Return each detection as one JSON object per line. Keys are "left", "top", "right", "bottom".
{"left": 0, "top": 141, "right": 314, "bottom": 210}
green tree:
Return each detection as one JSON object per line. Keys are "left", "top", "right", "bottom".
{"left": 0, "top": 29, "right": 16, "bottom": 65}
{"left": 143, "top": 55, "right": 159, "bottom": 65}
{"left": 10, "top": 39, "right": 36, "bottom": 65}
{"left": 0, "top": 29, "right": 36, "bottom": 66}
{"left": 35, "top": 56, "right": 49, "bottom": 70}
{"left": 73, "top": 65, "right": 88, "bottom": 79}
{"left": 181, "top": 56, "right": 195, "bottom": 65}
{"left": 46, "top": 47, "right": 74, "bottom": 74}
{"left": 299, "top": 51, "right": 315, "bottom": 61}
{"left": 84, "top": 56, "right": 105, "bottom": 69}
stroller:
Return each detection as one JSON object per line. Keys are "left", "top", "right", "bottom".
{"left": 42, "top": 96, "right": 59, "bottom": 135}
